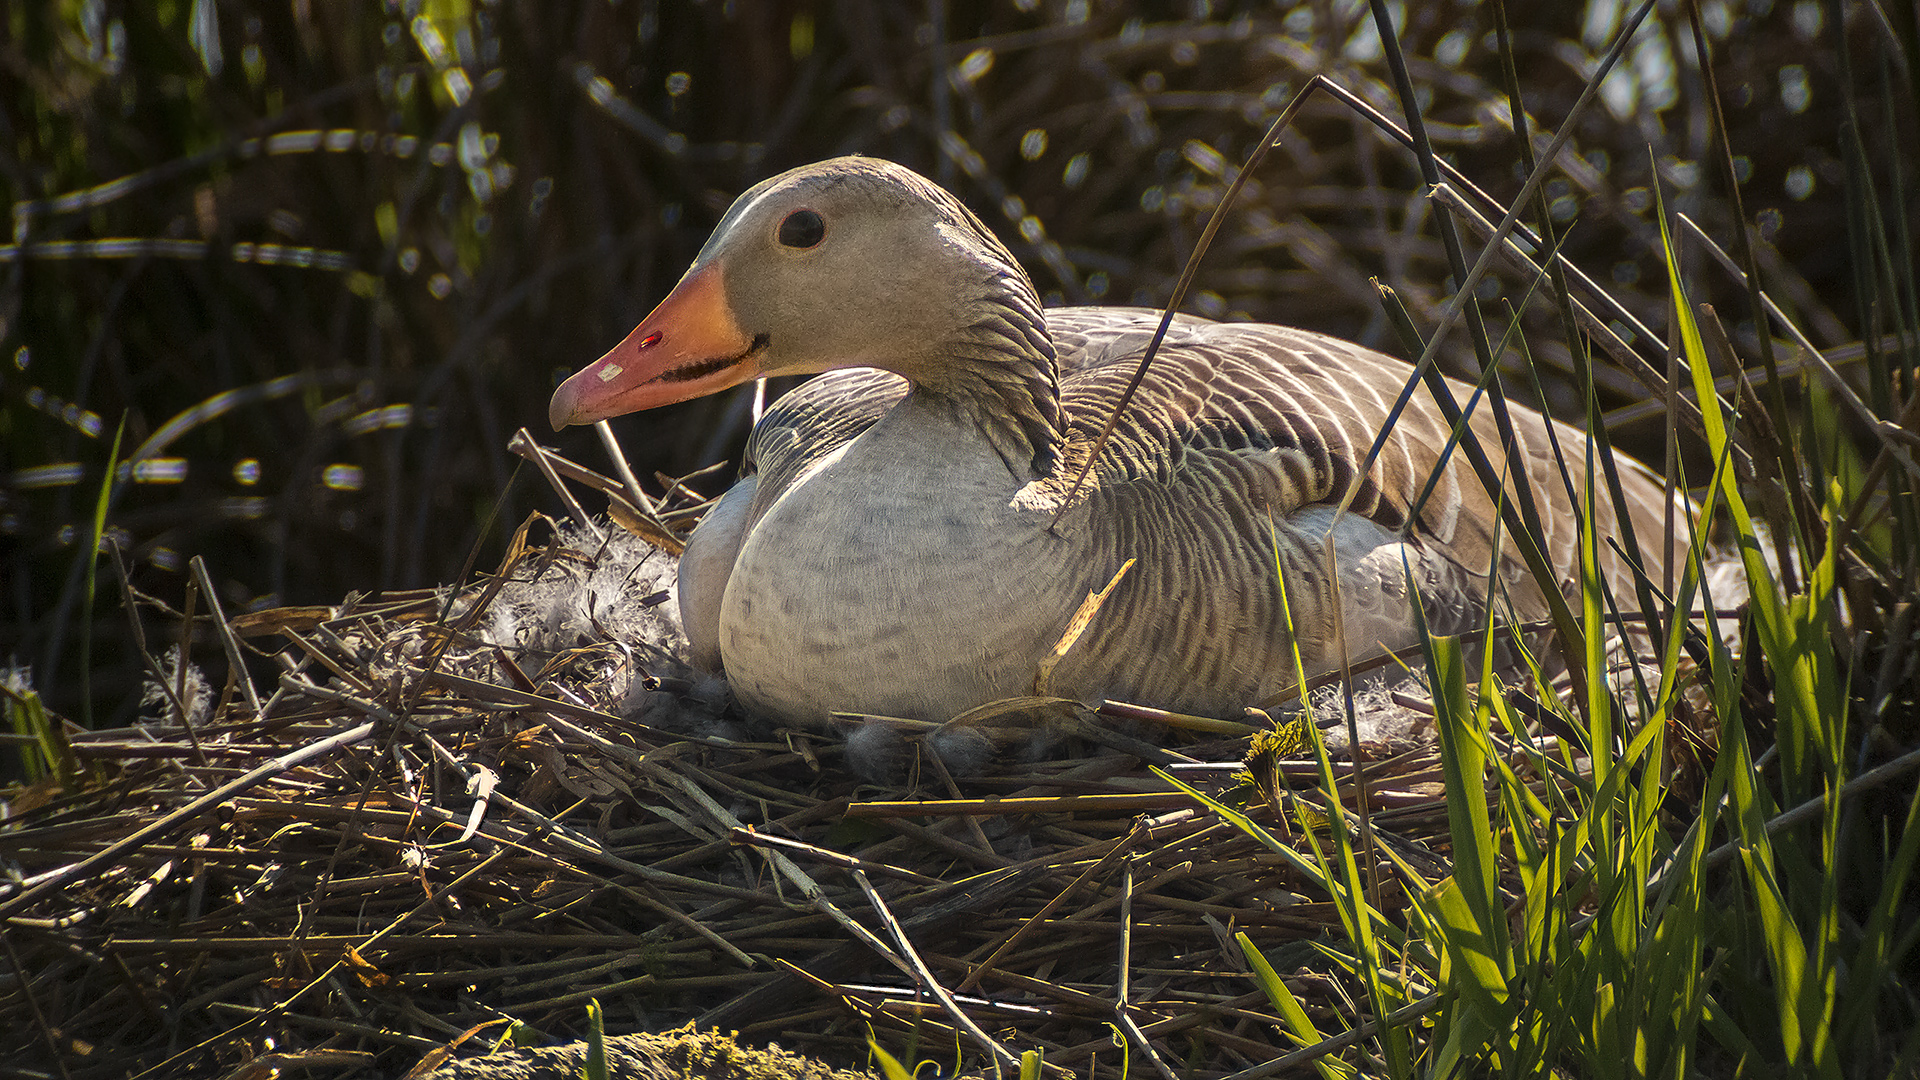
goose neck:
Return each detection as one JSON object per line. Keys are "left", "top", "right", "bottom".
{"left": 898, "top": 272, "right": 1063, "bottom": 479}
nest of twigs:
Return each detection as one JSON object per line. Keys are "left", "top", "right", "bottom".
{"left": 1, "top": 435, "right": 1556, "bottom": 1080}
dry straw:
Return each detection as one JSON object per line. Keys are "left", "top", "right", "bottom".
{"left": 0, "top": 434, "right": 1489, "bottom": 1078}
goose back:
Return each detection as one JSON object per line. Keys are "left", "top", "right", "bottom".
{"left": 676, "top": 306, "right": 1679, "bottom": 722}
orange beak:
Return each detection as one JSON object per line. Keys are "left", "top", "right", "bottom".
{"left": 548, "top": 263, "right": 766, "bottom": 430}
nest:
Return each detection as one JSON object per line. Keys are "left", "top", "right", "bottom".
{"left": 2, "top": 438, "right": 1550, "bottom": 1080}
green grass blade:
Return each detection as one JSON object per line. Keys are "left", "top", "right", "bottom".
{"left": 1237, "top": 930, "right": 1357, "bottom": 1080}
{"left": 579, "top": 999, "right": 607, "bottom": 1080}
{"left": 2, "top": 677, "right": 75, "bottom": 787}
{"left": 1427, "top": 633, "right": 1514, "bottom": 984}
{"left": 866, "top": 1036, "right": 916, "bottom": 1080}
{"left": 1655, "top": 156, "right": 1850, "bottom": 1079}
{"left": 77, "top": 417, "right": 125, "bottom": 731}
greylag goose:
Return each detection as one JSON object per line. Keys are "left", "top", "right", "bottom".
{"left": 550, "top": 157, "right": 1678, "bottom": 729}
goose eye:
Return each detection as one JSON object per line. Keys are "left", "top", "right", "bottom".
{"left": 777, "top": 209, "right": 826, "bottom": 249}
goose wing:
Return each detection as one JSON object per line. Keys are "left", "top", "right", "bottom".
{"left": 741, "top": 367, "right": 910, "bottom": 524}
{"left": 1046, "top": 307, "right": 1669, "bottom": 651}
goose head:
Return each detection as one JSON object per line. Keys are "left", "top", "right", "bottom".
{"left": 550, "top": 156, "right": 1056, "bottom": 434}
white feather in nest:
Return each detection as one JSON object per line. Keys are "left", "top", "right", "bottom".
{"left": 140, "top": 645, "right": 215, "bottom": 728}
{"left": 466, "top": 524, "right": 741, "bottom": 743}
{"left": 476, "top": 523, "right": 685, "bottom": 657}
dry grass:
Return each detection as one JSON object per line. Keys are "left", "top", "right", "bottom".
{"left": 0, "top": 479, "right": 1485, "bottom": 1079}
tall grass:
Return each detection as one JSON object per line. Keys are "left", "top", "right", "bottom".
{"left": 1173, "top": 1, "right": 1920, "bottom": 1075}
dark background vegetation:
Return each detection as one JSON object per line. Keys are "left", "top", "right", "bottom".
{"left": 0, "top": 0, "right": 1904, "bottom": 728}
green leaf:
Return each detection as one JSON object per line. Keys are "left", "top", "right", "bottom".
{"left": 1237, "top": 930, "right": 1356, "bottom": 1080}
{"left": 2, "top": 679, "right": 75, "bottom": 789}
{"left": 866, "top": 1037, "right": 916, "bottom": 1080}
{"left": 78, "top": 416, "right": 125, "bottom": 731}
{"left": 579, "top": 999, "right": 607, "bottom": 1080}
{"left": 1427, "top": 633, "right": 1514, "bottom": 981}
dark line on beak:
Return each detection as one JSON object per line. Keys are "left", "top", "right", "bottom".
{"left": 658, "top": 333, "right": 771, "bottom": 384}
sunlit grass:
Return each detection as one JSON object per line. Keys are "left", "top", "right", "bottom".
{"left": 1156, "top": 2, "right": 1918, "bottom": 1076}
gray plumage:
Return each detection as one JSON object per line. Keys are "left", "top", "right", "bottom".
{"left": 562, "top": 157, "right": 1682, "bottom": 728}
